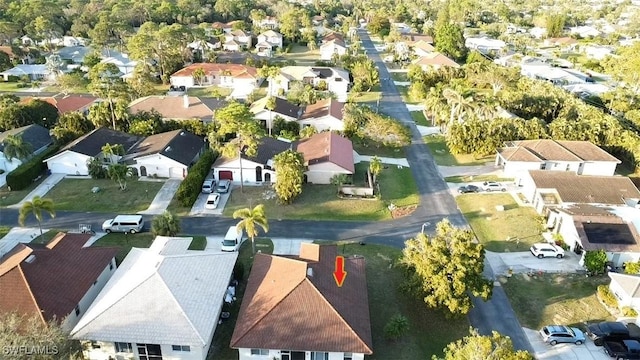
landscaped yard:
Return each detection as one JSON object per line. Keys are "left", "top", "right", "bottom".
{"left": 391, "top": 72, "right": 409, "bottom": 82}
{"left": 456, "top": 193, "right": 545, "bottom": 252}
{"left": 349, "top": 90, "right": 382, "bottom": 103}
{"left": 187, "top": 235, "right": 207, "bottom": 250}
{"left": 0, "top": 176, "right": 48, "bottom": 207}
{"left": 352, "top": 136, "right": 407, "bottom": 158}
{"left": 423, "top": 135, "right": 493, "bottom": 166}
{"left": 223, "top": 163, "right": 418, "bottom": 221}
{"left": 186, "top": 86, "right": 233, "bottom": 98}
{"left": 410, "top": 110, "right": 429, "bottom": 126}
{"left": 0, "top": 82, "right": 22, "bottom": 91}
{"left": 503, "top": 273, "right": 613, "bottom": 330}
{"left": 45, "top": 179, "right": 164, "bottom": 213}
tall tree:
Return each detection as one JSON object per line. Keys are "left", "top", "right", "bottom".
{"left": 88, "top": 63, "right": 130, "bottom": 130}
{"left": 151, "top": 211, "right": 182, "bottom": 236}
{"left": 436, "top": 329, "right": 534, "bottom": 360}
{"left": 257, "top": 65, "right": 281, "bottom": 96}
{"left": 51, "top": 112, "right": 94, "bottom": 144}
{"left": 443, "top": 88, "right": 475, "bottom": 127}
{"left": 602, "top": 42, "right": 640, "bottom": 94}
{"left": 233, "top": 204, "right": 269, "bottom": 254}
{"left": 546, "top": 13, "right": 566, "bottom": 38}
{"left": 351, "top": 60, "right": 380, "bottom": 92}
{"left": 435, "top": 23, "right": 468, "bottom": 62}
{"left": 18, "top": 196, "right": 56, "bottom": 238}
{"left": 265, "top": 96, "right": 276, "bottom": 136}
{"left": 273, "top": 150, "right": 305, "bottom": 204}
{"left": 2, "top": 134, "right": 32, "bottom": 162}
{"left": 107, "top": 163, "right": 136, "bottom": 191}
{"left": 401, "top": 219, "right": 492, "bottom": 316}
{"left": 369, "top": 156, "right": 382, "bottom": 184}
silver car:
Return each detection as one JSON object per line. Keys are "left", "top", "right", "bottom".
{"left": 540, "top": 325, "right": 585, "bottom": 345}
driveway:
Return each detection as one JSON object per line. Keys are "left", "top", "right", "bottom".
{"left": 486, "top": 251, "right": 585, "bottom": 276}
{"left": 189, "top": 190, "right": 231, "bottom": 216}
{"left": 524, "top": 328, "right": 610, "bottom": 360}
{"left": 138, "top": 178, "right": 181, "bottom": 215}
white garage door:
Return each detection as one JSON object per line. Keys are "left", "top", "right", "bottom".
{"left": 169, "top": 167, "right": 184, "bottom": 178}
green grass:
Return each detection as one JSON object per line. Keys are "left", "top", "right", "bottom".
{"left": 187, "top": 86, "right": 233, "bottom": 97}
{"left": 30, "top": 229, "right": 67, "bottom": 244}
{"left": 456, "top": 193, "right": 545, "bottom": 252}
{"left": 166, "top": 196, "right": 192, "bottom": 216}
{"left": 91, "top": 232, "right": 155, "bottom": 264}
{"left": 445, "top": 175, "right": 514, "bottom": 183}
{"left": 279, "top": 45, "right": 320, "bottom": 64}
{"left": 352, "top": 136, "right": 407, "bottom": 158}
{"left": 391, "top": 72, "right": 409, "bottom": 82}
{"left": 349, "top": 90, "right": 382, "bottom": 103}
{"left": 0, "top": 176, "right": 48, "bottom": 207}
{"left": 503, "top": 273, "right": 613, "bottom": 330}
{"left": 0, "top": 226, "right": 10, "bottom": 240}
{"left": 208, "top": 238, "right": 273, "bottom": 359}
{"left": 0, "top": 82, "right": 21, "bottom": 91}
{"left": 410, "top": 111, "right": 429, "bottom": 126}
{"left": 398, "top": 85, "right": 421, "bottom": 104}
{"left": 223, "top": 164, "right": 418, "bottom": 221}
{"left": 188, "top": 236, "right": 207, "bottom": 250}
{"left": 45, "top": 179, "right": 163, "bottom": 213}
{"left": 423, "top": 135, "right": 492, "bottom": 166}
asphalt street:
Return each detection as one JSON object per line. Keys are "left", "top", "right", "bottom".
{"left": 0, "top": 30, "right": 533, "bottom": 354}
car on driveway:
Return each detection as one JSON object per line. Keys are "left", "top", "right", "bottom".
{"left": 530, "top": 243, "right": 565, "bottom": 258}
{"left": 204, "top": 193, "right": 220, "bottom": 210}
{"left": 540, "top": 325, "right": 585, "bottom": 345}
{"left": 217, "top": 179, "right": 231, "bottom": 193}
{"left": 587, "top": 321, "right": 640, "bottom": 346}
{"left": 458, "top": 185, "right": 481, "bottom": 194}
{"left": 483, "top": 181, "right": 506, "bottom": 192}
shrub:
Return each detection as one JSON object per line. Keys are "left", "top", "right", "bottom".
{"left": 233, "top": 262, "right": 245, "bottom": 281}
{"left": 622, "top": 306, "right": 638, "bottom": 317}
{"left": 6, "top": 145, "right": 60, "bottom": 191}
{"left": 175, "top": 149, "right": 217, "bottom": 207}
{"left": 584, "top": 250, "right": 608, "bottom": 275}
{"left": 597, "top": 285, "right": 618, "bottom": 309}
{"left": 87, "top": 158, "right": 108, "bottom": 179}
{"left": 384, "top": 314, "right": 409, "bottom": 341}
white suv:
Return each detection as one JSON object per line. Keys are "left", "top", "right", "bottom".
{"left": 530, "top": 243, "right": 565, "bottom": 259}
{"left": 483, "top": 181, "right": 506, "bottom": 192}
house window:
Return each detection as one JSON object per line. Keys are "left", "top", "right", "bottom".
{"left": 344, "top": 353, "right": 353, "bottom": 360}
{"left": 75, "top": 305, "right": 80, "bottom": 316}
{"left": 172, "top": 345, "right": 190, "bottom": 352}
{"left": 115, "top": 342, "right": 132, "bottom": 353}
{"left": 311, "top": 352, "right": 329, "bottom": 360}
{"left": 110, "top": 261, "right": 114, "bottom": 270}
{"left": 250, "top": 349, "right": 268, "bottom": 355}
{"left": 90, "top": 341, "right": 101, "bottom": 349}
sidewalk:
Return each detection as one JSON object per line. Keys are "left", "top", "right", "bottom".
{"left": 353, "top": 151, "right": 410, "bottom": 167}
{"left": 138, "top": 178, "right": 182, "bottom": 215}
{"left": 8, "top": 173, "right": 66, "bottom": 208}
{"left": 272, "top": 238, "right": 313, "bottom": 255}
{"left": 416, "top": 125, "right": 440, "bottom": 136}
{"left": 0, "top": 227, "right": 44, "bottom": 258}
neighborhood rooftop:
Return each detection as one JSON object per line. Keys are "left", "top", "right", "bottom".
{"left": 53, "top": 127, "right": 141, "bottom": 157}
{"left": 0, "top": 124, "right": 51, "bottom": 153}
{"left": 121, "top": 129, "right": 204, "bottom": 166}
{"left": 500, "top": 139, "right": 621, "bottom": 163}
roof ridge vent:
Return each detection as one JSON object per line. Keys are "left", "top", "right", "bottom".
{"left": 25, "top": 255, "right": 36, "bottom": 263}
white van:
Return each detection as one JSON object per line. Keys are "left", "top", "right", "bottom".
{"left": 102, "top": 215, "right": 144, "bottom": 234}
{"left": 221, "top": 226, "right": 244, "bottom": 252}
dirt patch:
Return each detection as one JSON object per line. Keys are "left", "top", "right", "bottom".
{"left": 391, "top": 205, "right": 417, "bottom": 218}
{"left": 376, "top": 253, "right": 392, "bottom": 261}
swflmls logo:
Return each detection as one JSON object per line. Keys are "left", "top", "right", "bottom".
{"left": 2, "top": 345, "right": 59, "bottom": 356}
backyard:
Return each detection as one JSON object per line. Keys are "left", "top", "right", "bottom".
{"left": 45, "top": 179, "right": 164, "bottom": 213}
{"left": 423, "top": 135, "right": 493, "bottom": 166}
{"left": 503, "top": 273, "right": 612, "bottom": 330}
{"left": 223, "top": 163, "right": 419, "bottom": 221}
{"left": 186, "top": 86, "right": 232, "bottom": 98}
{"left": 278, "top": 44, "right": 320, "bottom": 65}
{"left": 456, "top": 193, "right": 545, "bottom": 252}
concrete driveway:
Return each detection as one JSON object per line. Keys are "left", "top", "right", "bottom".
{"left": 189, "top": 191, "right": 231, "bottom": 216}
{"left": 524, "top": 328, "right": 610, "bottom": 360}
{"left": 447, "top": 181, "right": 519, "bottom": 197}
{"left": 487, "top": 251, "right": 585, "bottom": 276}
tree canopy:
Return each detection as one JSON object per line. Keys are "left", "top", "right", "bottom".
{"left": 273, "top": 150, "right": 305, "bottom": 204}
{"left": 436, "top": 328, "right": 534, "bottom": 360}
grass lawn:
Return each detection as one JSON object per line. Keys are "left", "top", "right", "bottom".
{"left": 166, "top": 196, "right": 192, "bottom": 216}
{"left": 410, "top": 110, "right": 429, "bottom": 126}
{"left": 223, "top": 164, "right": 418, "bottom": 221}
{"left": 456, "top": 193, "right": 545, "bottom": 252}
{"left": 398, "top": 85, "right": 421, "bottom": 104}
{"left": 0, "top": 226, "right": 10, "bottom": 240}
{"left": 352, "top": 136, "right": 407, "bottom": 158}
{"left": 208, "top": 238, "right": 273, "bottom": 359}
{"left": 280, "top": 45, "right": 319, "bottom": 64}
{"left": 0, "top": 82, "right": 21, "bottom": 91}
{"left": 445, "top": 175, "right": 514, "bottom": 183}
{"left": 187, "top": 86, "right": 233, "bottom": 98}
{"left": 423, "top": 135, "right": 493, "bottom": 166}
{"left": 391, "top": 72, "right": 409, "bottom": 82}
{"left": 45, "top": 179, "right": 163, "bottom": 213}
{"left": 503, "top": 273, "right": 613, "bottom": 330}
{"left": 349, "top": 91, "right": 382, "bottom": 103}
{"left": 188, "top": 235, "right": 207, "bottom": 250}
{"left": 91, "top": 232, "right": 156, "bottom": 264}
{"left": 0, "top": 176, "right": 48, "bottom": 207}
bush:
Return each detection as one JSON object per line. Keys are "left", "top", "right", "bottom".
{"left": 384, "top": 314, "right": 409, "bottom": 341}
{"left": 175, "top": 149, "right": 217, "bottom": 207}
{"left": 622, "top": 306, "right": 638, "bottom": 317}
{"left": 233, "top": 262, "right": 245, "bottom": 281}
{"left": 6, "top": 145, "right": 60, "bottom": 191}
{"left": 597, "top": 285, "right": 618, "bottom": 309}
{"left": 584, "top": 250, "right": 608, "bottom": 274}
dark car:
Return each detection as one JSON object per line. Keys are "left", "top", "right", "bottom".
{"left": 587, "top": 321, "right": 632, "bottom": 346}
{"left": 458, "top": 185, "right": 480, "bottom": 194}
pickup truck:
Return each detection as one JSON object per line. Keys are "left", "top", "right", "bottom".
{"left": 604, "top": 339, "right": 640, "bottom": 359}
{"left": 587, "top": 321, "right": 640, "bottom": 346}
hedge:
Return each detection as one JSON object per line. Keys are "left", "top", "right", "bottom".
{"left": 175, "top": 149, "right": 217, "bottom": 207}
{"left": 6, "top": 145, "right": 61, "bottom": 191}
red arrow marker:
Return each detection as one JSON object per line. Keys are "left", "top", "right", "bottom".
{"left": 333, "top": 256, "right": 347, "bottom": 287}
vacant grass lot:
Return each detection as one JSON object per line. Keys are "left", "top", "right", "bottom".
{"left": 445, "top": 175, "right": 514, "bottom": 183}
{"left": 503, "top": 273, "right": 612, "bottom": 330}
{"left": 410, "top": 110, "right": 429, "bottom": 126}
{"left": 46, "top": 179, "right": 163, "bottom": 213}
{"left": 423, "top": 135, "right": 492, "bottom": 166}
{"left": 187, "top": 86, "right": 233, "bottom": 98}
{"left": 223, "top": 164, "right": 418, "bottom": 221}
{"left": 456, "top": 193, "right": 545, "bottom": 252}
{"left": 280, "top": 45, "right": 319, "bottom": 65}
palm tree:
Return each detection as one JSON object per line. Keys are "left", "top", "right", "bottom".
{"left": 265, "top": 96, "right": 277, "bottom": 136}
{"left": 151, "top": 211, "right": 181, "bottom": 236}
{"left": 369, "top": 156, "right": 382, "bottom": 184}
{"left": 233, "top": 204, "right": 269, "bottom": 254}
{"left": 2, "top": 134, "right": 32, "bottom": 162}
{"left": 192, "top": 67, "right": 206, "bottom": 86}
{"left": 19, "top": 196, "right": 55, "bottom": 238}
{"left": 443, "top": 88, "right": 475, "bottom": 127}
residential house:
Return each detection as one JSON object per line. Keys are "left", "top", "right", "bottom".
{"left": 400, "top": 33, "right": 434, "bottom": 44}
{"left": 230, "top": 243, "right": 373, "bottom": 360}
{"left": 71, "top": 236, "right": 239, "bottom": 360}
{"left": 545, "top": 203, "right": 640, "bottom": 267}
{"left": 0, "top": 232, "right": 118, "bottom": 331}
{"left": 21, "top": 94, "right": 99, "bottom": 115}
{"left": 312, "top": 15, "right": 325, "bottom": 26}
{"left": 0, "top": 64, "right": 51, "bottom": 81}
{"left": 0, "top": 124, "right": 52, "bottom": 174}
{"left": 272, "top": 66, "right": 350, "bottom": 101}
{"left": 250, "top": 96, "right": 302, "bottom": 132}
{"left": 0, "top": 46, "right": 33, "bottom": 64}
{"left": 392, "top": 22, "right": 412, "bottom": 34}
{"left": 411, "top": 40, "right": 436, "bottom": 57}
{"left": 529, "top": 27, "right": 547, "bottom": 39}
{"left": 299, "top": 98, "right": 345, "bottom": 132}
{"left": 253, "top": 16, "right": 279, "bottom": 30}
{"left": 223, "top": 39, "right": 241, "bottom": 52}
{"left": 609, "top": 272, "right": 640, "bottom": 311}
{"left": 170, "top": 63, "right": 262, "bottom": 99}
{"left": 295, "top": 132, "right": 354, "bottom": 184}
{"left": 520, "top": 65, "right": 590, "bottom": 86}
{"left": 495, "top": 140, "right": 621, "bottom": 182}
{"left": 520, "top": 170, "right": 640, "bottom": 215}
{"left": 320, "top": 38, "right": 348, "bottom": 60}
{"left": 128, "top": 95, "right": 228, "bottom": 122}
{"left": 255, "top": 41, "right": 274, "bottom": 57}
{"left": 411, "top": 53, "right": 460, "bottom": 71}
{"left": 187, "top": 39, "right": 222, "bottom": 53}
{"left": 120, "top": 129, "right": 205, "bottom": 178}
{"left": 99, "top": 51, "right": 137, "bottom": 78}
{"left": 224, "top": 30, "right": 253, "bottom": 50}
{"left": 257, "top": 30, "right": 283, "bottom": 49}
{"left": 465, "top": 37, "right": 506, "bottom": 54}
{"left": 56, "top": 45, "right": 91, "bottom": 64}
{"left": 45, "top": 127, "right": 141, "bottom": 175}
{"left": 213, "top": 137, "right": 292, "bottom": 183}
{"left": 569, "top": 26, "right": 601, "bottom": 38}
{"left": 583, "top": 45, "right": 614, "bottom": 60}
{"left": 211, "top": 21, "right": 233, "bottom": 34}
{"left": 51, "top": 36, "right": 87, "bottom": 47}
{"left": 322, "top": 32, "right": 344, "bottom": 44}
{"left": 543, "top": 37, "right": 578, "bottom": 50}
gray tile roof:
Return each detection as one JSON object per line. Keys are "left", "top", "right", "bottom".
{"left": 0, "top": 124, "right": 52, "bottom": 153}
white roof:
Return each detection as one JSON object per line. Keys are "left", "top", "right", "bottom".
{"left": 0, "top": 65, "right": 49, "bottom": 76}
{"left": 71, "top": 236, "right": 238, "bottom": 346}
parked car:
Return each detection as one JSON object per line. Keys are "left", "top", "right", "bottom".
{"left": 483, "top": 181, "right": 506, "bottom": 192}
{"left": 587, "top": 321, "right": 640, "bottom": 346}
{"left": 102, "top": 215, "right": 144, "bottom": 234}
{"left": 458, "top": 185, "right": 481, "bottom": 194}
{"left": 205, "top": 193, "right": 220, "bottom": 210}
{"left": 201, "top": 179, "right": 215, "bottom": 193}
{"left": 539, "top": 325, "right": 585, "bottom": 345}
{"left": 217, "top": 179, "right": 231, "bottom": 193}
{"left": 530, "top": 243, "right": 565, "bottom": 259}
{"left": 604, "top": 339, "right": 640, "bottom": 359}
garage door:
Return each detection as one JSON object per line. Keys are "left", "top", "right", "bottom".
{"left": 169, "top": 167, "right": 184, "bottom": 178}
{"left": 218, "top": 171, "right": 233, "bottom": 180}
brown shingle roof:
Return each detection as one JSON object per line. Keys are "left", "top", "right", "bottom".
{"left": 0, "top": 233, "right": 118, "bottom": 323}
{"left": 412, "top": 53, "right": 460, "bottom": 68}
{"left": 294, "top": 132, "right": 354, "bottom": 173}
{"left": 230, "top": 244, "right": 372, "bottom": 354}
{"left": 529, "top": 170, "right": 640, "bottom": 205}
{"left": 500, "top": 139, "right": 619, "bottom": 163}
{"left": 128, "top": 95, "right": 217, "bottom": 121}
{"left": 301, "top": 98, "right": 345, "bottom": 120}
{"left": 171, "top": 63, "right": 258, "bottom": 79}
